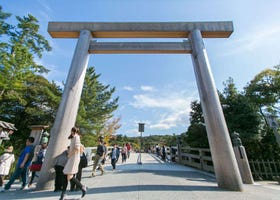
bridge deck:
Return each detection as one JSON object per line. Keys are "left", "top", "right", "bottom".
{"left": 1, "top": 153, "right": 279, "bottom": 200}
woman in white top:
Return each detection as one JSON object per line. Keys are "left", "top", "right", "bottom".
{"left": 0, "top": 146, "right": 15, "bottom": 187}
{"left": 60, "top": 127, "right": 86, "bottom": 200}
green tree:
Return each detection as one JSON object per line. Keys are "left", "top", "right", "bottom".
{"left": 0, "top": 74, "right": 62, "bottom": 152}
{"left": 0, "top": 6, "right": 12, "bottom": 36}
{"left": 220, "top": 78, "right": 262, "bottom": 159}
{"left": 244, "top": 65, "right": 280, "bottom": 158}
{"left": 182, "top": 100, "right": 209, "bottom": 148}
{"left": 221, "top": 78, "right": 260, "bottom": 139}
{"left": 0, "top": 11, "right": 51, "bottom": 100}
{"left": 0, "top": 8, "right": 58, "bottom": 153}
{"left": 245, "top": 65, "right": 280, "bottom": 120}
{"left": 77, "top": 67, "right": 119, "bottom": 134}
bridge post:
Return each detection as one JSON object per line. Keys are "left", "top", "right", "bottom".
{"left": 36, "top": 30, "right": 92, "bottom": 190}
{"left": 189, "top": 29, "right": 243, "bottom": 191}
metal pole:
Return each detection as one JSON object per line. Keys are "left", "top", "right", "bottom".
{"left": 138, "top": 131, "right": 142, "bottom": 164}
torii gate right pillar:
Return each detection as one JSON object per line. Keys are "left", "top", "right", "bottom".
{"left": 189, "top": 29, "right": 243, "bottom": 191}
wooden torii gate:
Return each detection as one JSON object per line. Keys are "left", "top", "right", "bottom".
{"left": 37, "top": 21, "right": 243, "bottom": 191}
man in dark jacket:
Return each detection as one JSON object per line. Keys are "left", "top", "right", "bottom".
{"left": 91, "top": 139, "right": 105, "bottom": 177}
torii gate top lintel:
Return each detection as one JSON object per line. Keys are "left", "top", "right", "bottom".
{"left": 48, "top": 21, "right": 233, "bottom": 38}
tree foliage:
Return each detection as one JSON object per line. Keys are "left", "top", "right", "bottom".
{"left": 0, "top": 7, "right": 59, "bottom": 154}
{"left": 182, "top": 100, "right": 209, "bottom": 148}
{"left": 0, "top": 9, "right": 51, "bottom": 100}
{"left": 221, "top": 78, "right": 261, "bottom": 141}
{"left": 77, "top": 66, "right": 119, "bottom": 135}
{"left": 183, "top": 74, "right": 280, "bottom": 160}
{"left": 245, "top": 65, "right": 280, "bottom": 121}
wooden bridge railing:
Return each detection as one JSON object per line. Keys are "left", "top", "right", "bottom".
{"left": 178, "top": 146, "right": 214, "bottom": 172}
{"left": 86, "top": 145, "right": 280, "bottom": 181}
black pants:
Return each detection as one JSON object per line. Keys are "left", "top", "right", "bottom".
{"left": 111, "top": 158, "right": 117, "bottom": 169}
{"left": 54, "top": 165, "right": 67, "bottom": 191}
{"left": 70, "top": 165, "right": 83, "bottom": 191}
{"left": 29, "top": 171, "right": 37, "bottom": 185}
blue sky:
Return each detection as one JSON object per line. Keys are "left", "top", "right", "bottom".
{"left": 2, "top": 0, "right": 280, "bottom": 137}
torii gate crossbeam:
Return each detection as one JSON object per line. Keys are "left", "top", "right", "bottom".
{"left": 37, "top": 21, "right": 243, "bottom": 192}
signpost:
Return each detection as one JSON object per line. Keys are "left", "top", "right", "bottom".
{"left": 138, "top": 123, "right": 145, "bottom": 164}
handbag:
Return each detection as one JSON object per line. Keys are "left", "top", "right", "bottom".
{"left": 80, "top": 152, "right": 88, "bottom": 168}
{"left": 30, "top": 163, "right": 42, "bottom": 171}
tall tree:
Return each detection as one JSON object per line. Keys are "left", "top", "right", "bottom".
{"left": 77, "top": 66, "right": 119, "bottom": 134}
{"left": 220, "top": 78, "right": 262, "bottom": 159}
{"left": 0, "top": 8, "right": 58, "bottom": 152}
{"left": 245, "top": 65, "right": 280, "bottom": 154}
{"left": 0, "top": 12, "right": 51, "bottom": 100}
{"left": 0, "top": 74, "right": 62, "bottom": 151}
{"left": 221, "top": 78, "right": 260, "bottom": 141}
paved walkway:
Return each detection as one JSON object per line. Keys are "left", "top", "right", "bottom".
{"left": 0, "top": 153, "right": 279, "bottom": 200}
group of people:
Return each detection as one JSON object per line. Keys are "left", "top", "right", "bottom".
{"left": 0, "top": 126, "right": 134, "bottom": 199}
{"left": 91, "top": 140, "right": 132, "bottom": 175}
{"left": 1, "top": 137, "right": 36, "bottom": 191}
{"left": 155, "top": 144, "right": 167, "bottom": 161}
{"left": 0, "top": 136, "right": 50, "bottom": 191}
{"left": 0, "top": 127, "right": 87, "bottom": 200}
{"left": 57, "top": 126, "right": 87, "bottom": 200}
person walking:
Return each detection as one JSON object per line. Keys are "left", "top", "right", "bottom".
{"left": 91, "top": 138, "right": 105, "bottom": 177}
{"left": 126, "top": 143, "right": 131, "bottom": 159}
{"left": 161, "top": 145, "right": 166, "bottom": 161}
{"left": 28, "top": 138, "right": 48, "bottom": 187}
{"left": 60, "top": 127, "right": 86, "bottom": 200}
{"left": 110, "top": 144, "right": 120, "bottom": 171}
{"left": 70, "top": 144, "right": 86, "bottom": 191}
{"left": 101, "top": 141, "right": 108, "bottom": 165}
{"left": 0, "top": 146, "right": 15, "bottom": 188}
{"left": 3, "top": 137, "right": 34, "bottom": 191}
{"left": 121, "top": 143, "right": 127, "bottom": 163}
{"left": 54, "top": 146, "right": 69, "bottom": 192}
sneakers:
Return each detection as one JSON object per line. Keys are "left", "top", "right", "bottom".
{"left": 91, "top": 172, "right": 95, "bottom": 177}
{"left": 20, "top": 185, "right": 29, "bottom": 190}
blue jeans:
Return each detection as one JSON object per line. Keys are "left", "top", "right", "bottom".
{"left": 4, "top": 166, "right": 29, "bottom": 189}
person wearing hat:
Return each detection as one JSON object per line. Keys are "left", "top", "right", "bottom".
{"left": 28, "top": 137, "right": 48, "bottom": 187}
{"left": 0, "top": 146, "right": 15, "bottom": 188}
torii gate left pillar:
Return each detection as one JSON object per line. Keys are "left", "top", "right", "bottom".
{"left": 37, "top": 21, "right": 243, "bottom": 191}
{"left": 37, "top": 30, "right": 92, "bottom": 190}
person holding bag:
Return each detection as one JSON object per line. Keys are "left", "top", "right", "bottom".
{"left": 70, "top": 144, "right": 87, "bottom": 191}
{"left": 60, "top": 127, "right": 86, "bottom": 200}
{"left": 28, "top": 138, "right": 48, "bottom": 187}
{"left": 0, "top": 146, "right": 15, "bottom": 188}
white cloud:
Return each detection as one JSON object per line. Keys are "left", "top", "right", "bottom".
{"left": 224, "top": 25, "right": 280, "bottom": 56}
{"left": 140, "top": 85, "right": 154, "bottom": 91}
{"left": 122, "top": 86, "right": 134, "bottom": 91}
{"left": 129, "top": 87, "right": 196, "bottom": 130}
{"left": 150, "top": 110, "right": 189, "bottom": 130}
{"left": 130, "top": 93, "right": 190, "bottom": 111}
